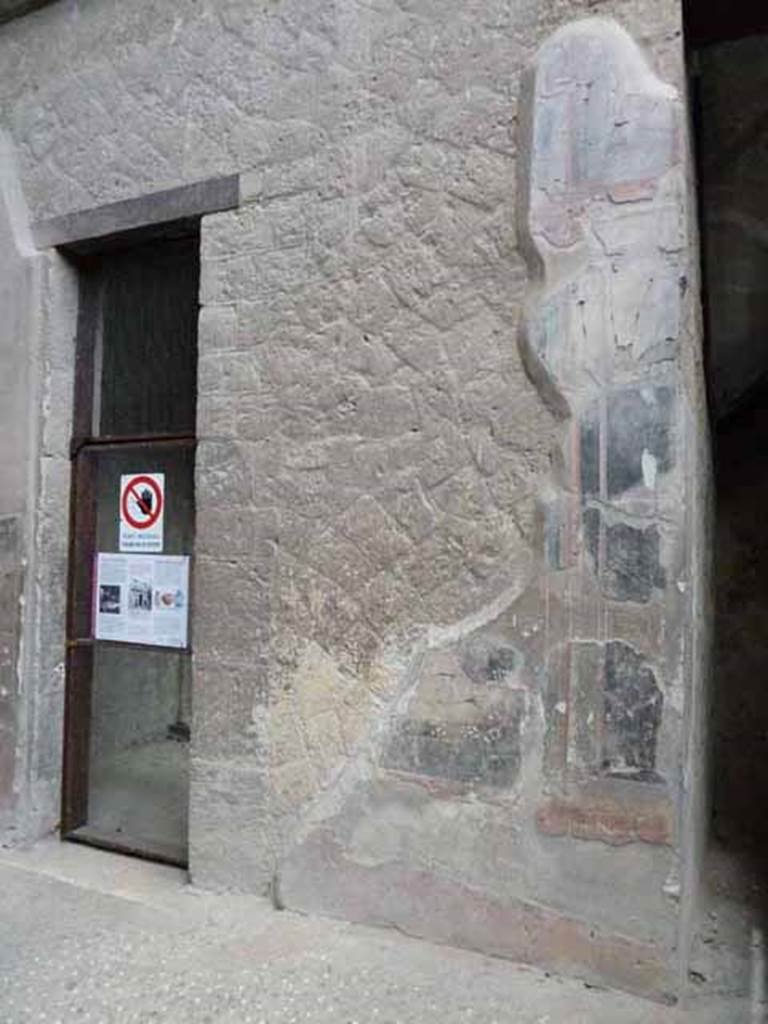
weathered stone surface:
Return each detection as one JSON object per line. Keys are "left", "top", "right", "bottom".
{"left": 189, "top": 757, "right": 273, "bottom": 893}
{"left": 603, "top": 641, "right": 663, "bottom": 781}
{"left": 580, "top": 387, "right": 675, "bottom": 500}
{"left": 384, "top": 698, "right": 526, "bottom": 787}
{"left": 269, "top": 15, "right": 699, "bottom": 998}
{"left": 510, "top": 12, "right": 706, "bottom": 998}
{"left": 605, "top": 388, "right": 675, "bottom": 498}
{"left": 459, "top": 634, "right": 522, "bottom": 684}
{"left": 0, "top": 132, "right": 36, "bottom": 821}
{"left": 0, "top": 0, "right": 710, "bottom": 1007}
{"left": 0, "top": 144, "right": 76, "bottom": 837}
{"left": 584, "top": 509, "right": 666, "bottom": 603}
{"left": 279, "top": 820, "right": 678, "bottom": 1002}
{"left": 536, "top": 787, "right": 675, "bottom": 846}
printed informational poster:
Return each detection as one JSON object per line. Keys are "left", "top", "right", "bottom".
{"left": 95, "top": 553, "right": 190, "bottom": 649}
{"left": 119, "top": 473, "right": 165, "bottom": 553}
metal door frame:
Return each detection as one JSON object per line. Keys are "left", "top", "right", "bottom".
{"left": 60, "top": 245, "right": 196, "bottom": 867}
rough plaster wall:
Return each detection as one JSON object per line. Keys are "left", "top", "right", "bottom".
{"left": 0, "top": 131, "right": 35, "bottom": 821}
{"left": 0, "top": 129, "right": 76, "bottom": 845}
{"left": 697, "top": 35, "right": 768, "bottom": 419}
{"left": 0, "top": 0, "right": 703, "bottom": 998}
{"left": 20, "top": 250, "right": 77, "bottom": 839}
{"left": 268, "top": 16, "right": 705, "bottom": 999}
{"left": 0, "top": 0, "right": 684, "bottom": 227}
{"left": 181, "top": 0, "right": 684, "bottom": 915}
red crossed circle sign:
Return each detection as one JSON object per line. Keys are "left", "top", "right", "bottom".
{"left": 121, "top": 475, "right": 163, "bottom": 531}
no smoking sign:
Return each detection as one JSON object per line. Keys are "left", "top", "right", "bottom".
{"left": 119, "top": 473, "right": 165, "bottom": 552}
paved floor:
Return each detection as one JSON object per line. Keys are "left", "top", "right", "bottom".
{"left": 0, "top": 840, "right": 754, "bottom": 1023}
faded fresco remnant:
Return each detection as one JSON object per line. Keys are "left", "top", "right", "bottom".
{"left": 274, "top": 17, "right": 705, "bottom": 1001}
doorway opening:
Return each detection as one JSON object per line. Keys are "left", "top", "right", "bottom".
{"left": 61, "top": 222, "right": 199, "bottom": 867}
{"left": 686, "top": 0, "right": 768, "bottom": 988}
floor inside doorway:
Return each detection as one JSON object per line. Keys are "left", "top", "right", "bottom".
{"left": 70, "top": 738, "right": 188, "bottom": 866}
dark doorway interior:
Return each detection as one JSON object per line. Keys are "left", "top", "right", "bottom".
{"left": 712, "top": 386, "right": 768, "bottom": 851}
{"left": 62, "top": 226, "right": 199, "bottom": 867}
{"left": 687, "top": 10, "right": 768, "bottom": 994}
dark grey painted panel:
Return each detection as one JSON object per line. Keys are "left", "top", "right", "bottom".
{"left": 32, "top": 176, "right": 239, "bottom": 252}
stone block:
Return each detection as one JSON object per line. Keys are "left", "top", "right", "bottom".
{"left": 192, "top": 558, "right": 269, "bottom": 661}
{"left": 192, "top": 656, "right": 269, "bottom": 760}
{"left": 194, "top": 440, "right": 253, "bottom": 506}
{"left": 189, "top": 757, "right": 273, "bottom": 894}
{"left": 336, "top": 495, "right": 412, "bottom": 573}
{"left": 198, "top": 350, "right": 263, "bottom": 396}
{"left": 41, "top": 366, "right": 74, "bottom": 460}
{"left": 197, "top": 394, "right": 237, "bottom": 438}
{"left": 29, "top": 686, "right": 63, "bottom": 780}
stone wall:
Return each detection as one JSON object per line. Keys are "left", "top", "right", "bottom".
{"left": 0, "top": 0, "right": 709, "bottom": 1001}
{"left": 271, "top": 17, "right": 706, "bottom": 998}
{"left": 0, "top": 132, "right": 34, "bottom": 820}
{"left": 0, "top": 130, "right": 76, "bottom": 844}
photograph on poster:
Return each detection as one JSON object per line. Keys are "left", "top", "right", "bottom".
{"left": 98, "top": 585, "right": 121, "bottom": 615}
{"left": 94, "top": 553, "right": 190, "bottom": 649}
{"left": 128, "top": 577, "right": 152, "bottom": 612}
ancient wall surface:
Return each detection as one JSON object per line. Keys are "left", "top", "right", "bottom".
{"left": 18, "top": 250, "right": 77, "bottom": 840}
{"left": 270, "top": 17, "right": 705, "bottom": 998}
{"left": 0, "top": 131, "right": 76, "bottom": 844}
{"left": 0, "top": 0, "right": 708, "bottom": 1000}
{"left": 0, "top": 132, "right": 35, "bottom": 821}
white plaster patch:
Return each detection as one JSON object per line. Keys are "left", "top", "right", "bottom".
{"left": 641, "top": 448, "right": 658, "bottom": 489}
